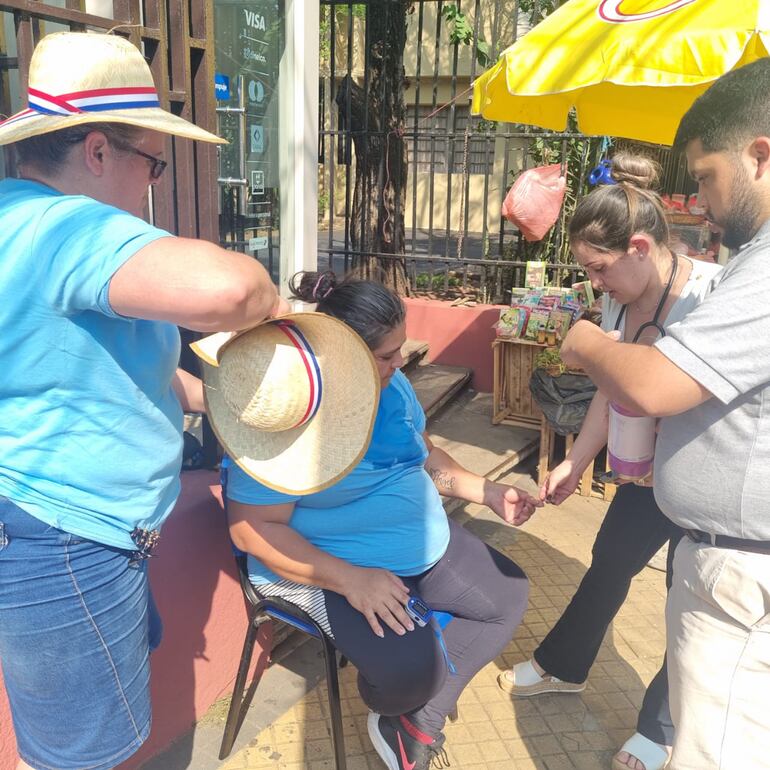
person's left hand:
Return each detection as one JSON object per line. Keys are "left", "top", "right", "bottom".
{"left": 483, "top": 482, "right": 542, "bottom": 526}
{"left": 560, "top": 320, "right": 620, "bottom": 368}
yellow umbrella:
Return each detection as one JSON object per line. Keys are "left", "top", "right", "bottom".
{"left": 472, "top": 0, "right": 770, "bottom": 145}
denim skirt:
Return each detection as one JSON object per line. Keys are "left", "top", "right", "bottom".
{"left": 0, "top": 496, "right": 162, "bottom": 770}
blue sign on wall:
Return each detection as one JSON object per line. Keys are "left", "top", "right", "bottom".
{"left": 214, "top": 72, "right": 230, "bottom": 101}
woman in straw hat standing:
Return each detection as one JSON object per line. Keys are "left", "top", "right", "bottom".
{"left": 208, "top": 272, "right": 540, "bottom": 770}
{"left": 0, "top": 31, "right": 286, "bottom": 770}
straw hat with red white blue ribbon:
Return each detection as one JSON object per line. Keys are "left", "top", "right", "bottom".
{"left": 0, "top": 31, "right": 222, "bottom": 146}
{"left": 191, "top": 313, "right": 380, "bottom": 495}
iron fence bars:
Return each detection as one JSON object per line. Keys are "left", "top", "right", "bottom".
{"left": 318, "top": 0, "right": 693, "bottom": 302}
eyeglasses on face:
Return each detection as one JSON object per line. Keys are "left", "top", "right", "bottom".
{"left": 129, "top": 147, "right": 168, "bottom": 180}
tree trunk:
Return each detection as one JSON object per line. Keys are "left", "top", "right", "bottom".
{"left": 335, "top": 2, "right": 411, "bottom": 295}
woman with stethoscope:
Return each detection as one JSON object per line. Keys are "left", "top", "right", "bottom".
{"left": 498, "top": 154, "right": 723, "bottom": 770}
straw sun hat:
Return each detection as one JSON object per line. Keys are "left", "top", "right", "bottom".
{"left": 0, "top": 31, "right": 223, "bottom": 145}
{"left": 192, "top": 313, "right": 380, "bottom": 495}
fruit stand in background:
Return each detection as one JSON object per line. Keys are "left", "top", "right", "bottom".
{"left": 663, "top": 194, "right": 720, "bottom": 261}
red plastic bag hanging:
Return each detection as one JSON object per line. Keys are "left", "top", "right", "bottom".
{"left": 501, "top": 164, "right": 567, "bottom": 242}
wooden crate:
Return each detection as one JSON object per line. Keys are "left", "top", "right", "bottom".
{"left": 537, "top": 417, "right": 616, "bottom": 501}
{"left": 492, "top": 337, "right": 547, "bottom": 429}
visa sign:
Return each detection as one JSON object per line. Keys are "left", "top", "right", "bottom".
{"left": 243, "top": 9, "right": 266, "bottom": 30}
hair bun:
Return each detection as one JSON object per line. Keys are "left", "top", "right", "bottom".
{"left": 610, "top": 152, "right": 661, "bottom": 191}
{"left": 288, "top": 270, "right": 338, "bottom": 303}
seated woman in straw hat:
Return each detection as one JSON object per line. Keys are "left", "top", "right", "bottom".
{"left": 0, "top": 31, "right": 286, "bottom": 770}
{"left": 218, "top": 273, "right": 540, "bottom": 770}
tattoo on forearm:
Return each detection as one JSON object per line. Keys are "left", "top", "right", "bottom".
{"left": 428, "top": 467, "right": 456, "bottom": 490}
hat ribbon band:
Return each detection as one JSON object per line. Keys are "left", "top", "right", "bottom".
{"left": 274, "top": 320, "right": 323, "bottom": 428}
{"left": 0, "top": 86, "right": 161, "bottom": 128}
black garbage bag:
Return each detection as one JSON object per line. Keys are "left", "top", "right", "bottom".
{"left": 529, "top": 369, "right": 597, "bottom": 436}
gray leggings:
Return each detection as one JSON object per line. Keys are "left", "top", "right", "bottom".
{"left": 258, "top": 518, "right": 528, "bottom": 737}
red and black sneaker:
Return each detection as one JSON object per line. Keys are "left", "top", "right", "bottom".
{"left": 367, "top": 712, "right": 450, "bottom": 770}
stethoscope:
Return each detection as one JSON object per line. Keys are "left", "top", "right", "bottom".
{"left": 613, "top": 254, "right": 678, "bottom": 343}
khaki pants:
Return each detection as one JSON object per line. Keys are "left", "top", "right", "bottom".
{"left": 666, "top": 537, "right": 770, "bottom": 770}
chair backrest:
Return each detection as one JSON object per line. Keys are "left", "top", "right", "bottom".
{"left": 231, "top": 549, "right": 323, "bottom": 638}
{"left": 233, "top": 550, "right": 263, "bottom": 609}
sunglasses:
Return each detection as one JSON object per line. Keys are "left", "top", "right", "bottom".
{"left": 129, "top": 147, "right": 168, "bottom": 180}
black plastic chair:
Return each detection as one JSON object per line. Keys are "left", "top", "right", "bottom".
{"left": 219, "top": 551, "right": 347, "bottom": 769}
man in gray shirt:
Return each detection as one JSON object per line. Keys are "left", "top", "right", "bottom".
{"left": 561, "top": 60, "right": 770, "bottom": 770}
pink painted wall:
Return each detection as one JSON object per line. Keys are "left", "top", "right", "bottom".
{"left": 0, "top": 299, "right": 496, "bottom": 770}
{"left": 0, "top": 670, "right": 13, "bottom": 770}
{"left": 403, "top": 297, "right": 503, "bottom": 392}
{"left": 0, "top": 471, "right": 270, "bottom": 770}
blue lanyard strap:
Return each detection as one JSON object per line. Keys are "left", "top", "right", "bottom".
{"left": 431, "top": 611, "right": 456, "bottom": 675}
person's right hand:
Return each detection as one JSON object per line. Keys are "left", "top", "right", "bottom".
{"left": 343, "top": 567, "right": 414, "bottom": 638}
{"left": 540, "top": 459, "right": 582, "bottom": 505}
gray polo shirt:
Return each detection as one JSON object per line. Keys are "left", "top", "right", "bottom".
{"left": 653, "top": 220, "right": 770, "bottom": 539}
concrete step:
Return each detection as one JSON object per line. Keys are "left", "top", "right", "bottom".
{"left": 427, "top": 389, "right": 540, "bottom": 515}
{"left": 400, "top": 338, "right": 430, "bottom": 372}
{"left": 406, "top": 362, "right": 472, "bottom": 420}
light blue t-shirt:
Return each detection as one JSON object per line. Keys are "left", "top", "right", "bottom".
{"left": 0, "top": 178, "right": 183, "bottom": 550}
{"left": 224, "top": 369, "right": 451, "bottom": 584}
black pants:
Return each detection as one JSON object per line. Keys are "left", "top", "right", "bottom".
{"left": 327, "top": 519, "right": 528, "bottom": 736}
{"left": 534, "top": 483, "right": 681, "bottom": 746}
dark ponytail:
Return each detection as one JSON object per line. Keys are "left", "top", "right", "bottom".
{"left": 289, "top": 271, "right": 405, "bottom": 351}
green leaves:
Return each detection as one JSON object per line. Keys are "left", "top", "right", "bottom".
{"left": 441, "top": 4, "right": 490, "bottom": 68}
{"left": 442, "top": 4, "right": 473, "bottom": 45}
{"left": 475, "top": 39, "right": 491, "bottom": 68}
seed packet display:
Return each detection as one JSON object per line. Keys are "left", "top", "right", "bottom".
{"left": 524, "top": 309, "right": 551, "bottom": 340}
{"left": 567, "top": 302, "right": 585, "bottom": 323}
{"left": 525, "top": 261, "right": 546, "bottom": 289}
{"left": 549, "top": 308, "right": 573, "bottom": 341}
{"left": 496, "top": 308, "right": 517, "bottom": 338}
{"left": 510, "top": 288, "right": 530, "bottom": 305}
{"left": 496, "top": 306, "right": 530, "bottom": 338}
{"left": 572, "top": 280, "right": 595, "bottom": 307}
